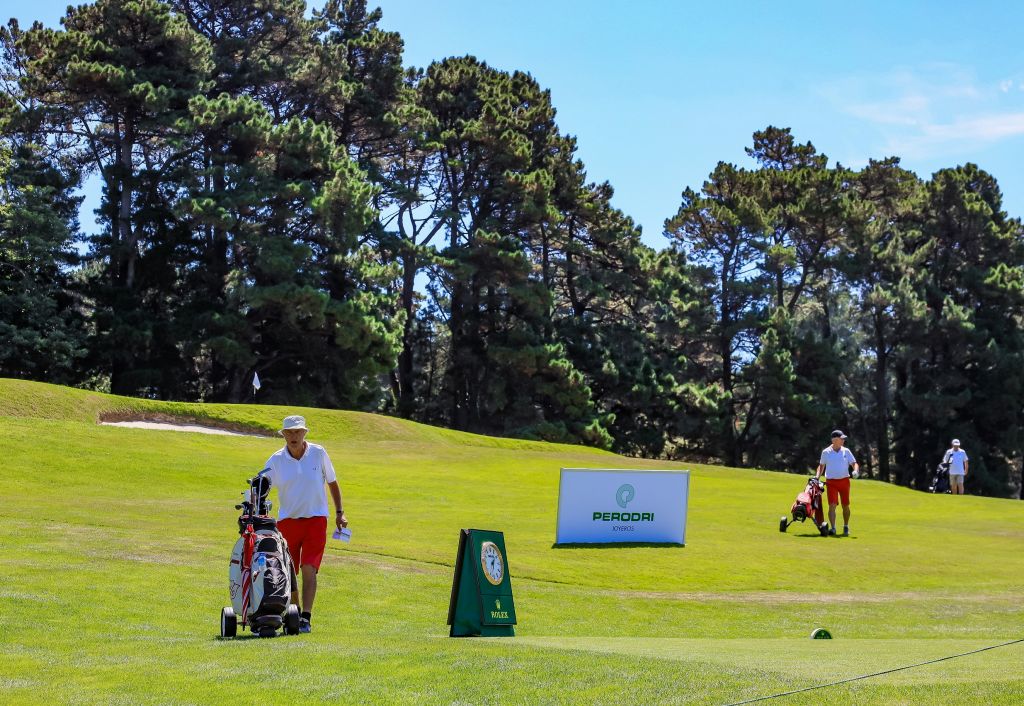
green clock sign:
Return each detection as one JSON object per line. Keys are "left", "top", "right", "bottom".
{"left": 447, "top": 529, "right": 516, "bottom": 637}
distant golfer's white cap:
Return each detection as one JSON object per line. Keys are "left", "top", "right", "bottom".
{"left": 280, "top": 415, "right": 308, "bottom": 434}
{"left": 952, "top": 438, "right": 961, "bottom": 446}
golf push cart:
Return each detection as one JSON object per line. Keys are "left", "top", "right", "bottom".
{"left": 779, "top": 476, "right": 830, "bottom": 536}
{"left": 929, "top": 461, "right": 951, "bottom": 493}
{"left": 220, "top": 470, "right": 301, "bottom": 638}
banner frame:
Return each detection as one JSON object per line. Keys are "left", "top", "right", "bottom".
{"left": 555, "top": 467, "right": 690, "bottom": 545}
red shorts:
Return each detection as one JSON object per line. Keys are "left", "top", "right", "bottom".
{"left": 826, "top": 477, "right": 851, "bottom": 507}
{"left": 278, "top": 516, "right": 328, "bottom": 571}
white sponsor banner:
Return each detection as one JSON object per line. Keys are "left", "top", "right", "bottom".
{"left": 555, "top": 468, "right": 690, "bottom": 544}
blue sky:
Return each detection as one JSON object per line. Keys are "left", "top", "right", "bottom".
{"left": 7, "top": 0, "right": 1024, "bottom": 247}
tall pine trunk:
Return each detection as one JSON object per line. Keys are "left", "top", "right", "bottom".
{"left": 110, "top": 120, "right": 137, "bottom": 395}
{"left": 873, "top": 312, "right": 891, "bottom": 481}
{"left": 397, "top": 252, "right": 417, "bottom": 417}
{"left": 893, "top": 362, "right": 912, "bottom": 485}
{"left": 720, "top": 268, "right": 738, "bottom": 467}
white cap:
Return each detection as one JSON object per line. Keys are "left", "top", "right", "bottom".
{"left": 952, "top": 438, "right": 960, "bottom": 446}
{"left": 280, "top": 415, "right": 308, "bottom": 434}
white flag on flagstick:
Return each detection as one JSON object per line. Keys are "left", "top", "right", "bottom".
{"left": 252, "top": 371, "right": 261, "bottom": 392}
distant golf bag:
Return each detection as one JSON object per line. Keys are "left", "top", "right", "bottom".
{"left": 220, "top": 471, "right": 300, "bottom": 638}
{"left": 779, "top": 477, "right": 830, "bottom": 535}
{"left": 929, "top": 462, "right": 951, "bottom": 494}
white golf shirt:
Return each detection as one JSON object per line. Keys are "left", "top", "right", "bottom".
{"left": 944, "top": 448, "right": 968, "bottom": 475}
{"left": 819, "top": 445, "right": 857, "bottom": 480}
{"left": 263, "top": 443, "right": 337, "bottom": 519}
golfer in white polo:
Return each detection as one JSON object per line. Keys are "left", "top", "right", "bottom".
{"left": 264, "top": 415, "right": 347, "bottom": 633}
{"left": 815, "top": 430, "right": 859, "bottom": 536}
{"left": 942, "top": 439, "right": 969, "bottom": 495}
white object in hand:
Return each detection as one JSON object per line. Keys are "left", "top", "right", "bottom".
{"left": 332, "top": 527, "right": 352, "bottom": 542}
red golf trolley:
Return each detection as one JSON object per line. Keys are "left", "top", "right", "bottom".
{"left": 779, "top": 476, "right": 830, "bottom": 536}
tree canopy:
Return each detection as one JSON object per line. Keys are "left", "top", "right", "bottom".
{"left": 2, "top": 1, "right": 1022, "bottom": 498}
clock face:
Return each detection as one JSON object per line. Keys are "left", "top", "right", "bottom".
{"left": 480, "top": 541, "right": 504, "bottom": 586}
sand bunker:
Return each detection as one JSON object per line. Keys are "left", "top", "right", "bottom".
{"left": 101, "top": 420, "right": 265, "bottom": 437}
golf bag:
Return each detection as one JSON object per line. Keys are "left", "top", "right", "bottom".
{"left": 221, "top": 471, "right": 300, "bottom": 638}
{"left": 779, "top": 477, "right": 829, "bottom": 535}
{"left": 929, "top": 462, "right": 950, "bottom": 493}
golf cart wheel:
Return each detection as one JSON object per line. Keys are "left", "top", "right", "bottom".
{"left": 285, "top": 604, "right": 300, "bottom": 636}
{"left": 220, "top": 607, "right": 237, "bottom": 638}
{"left": 779, "top": 517, "right": 788, "bottom": 533}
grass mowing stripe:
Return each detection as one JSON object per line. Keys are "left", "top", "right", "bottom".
{"left": 723, "top": 638, "right": 1024, "bottom": 705}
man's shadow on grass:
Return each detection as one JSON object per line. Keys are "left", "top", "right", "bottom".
{"left": 791, "top": 533, "right": 857, "bottom": 539}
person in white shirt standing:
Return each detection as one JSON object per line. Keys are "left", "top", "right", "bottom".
{"left": 942, "top": 438, "right": 969, "bottom": 495}
{"left": 264, "top": 415, "right": 347, "bottom": 633}
{"left": 815, "top": 430, "right": 860, "bottom": 537}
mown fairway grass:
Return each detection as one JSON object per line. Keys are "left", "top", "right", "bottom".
{"left": 2, "top": 379, "right": 1022, "bottom": 704}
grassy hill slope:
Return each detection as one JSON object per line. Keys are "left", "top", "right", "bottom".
{"left": 2, "top": 379, "right": 1022, "bottom": 704}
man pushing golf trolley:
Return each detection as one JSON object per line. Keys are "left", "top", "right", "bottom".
{"left": 220, "top": 414, "right": 348, "bottom": 638}
{"left": 780, "top": 429, "right": 860, "bottom": 537}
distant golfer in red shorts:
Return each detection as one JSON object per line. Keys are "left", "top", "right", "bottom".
{"left": 264, "top": 415, "right": 348, "bottom": 633}
{"left": 815, "top": 430, "right": 859, "bottom": 537}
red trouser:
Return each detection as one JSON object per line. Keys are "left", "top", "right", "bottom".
{"left": 826, "top": 477, "right": 851, "bottom": 506}
{"left": 277, "top": 516, "right": 327, "bottom": 571}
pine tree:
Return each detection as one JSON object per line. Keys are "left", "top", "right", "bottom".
{"left": 893, "top": 165, "right": 1024, "bottom": 495}
{"left": 174, "top": 0, "right": 401, "bottom": 405}
{"left": 0, "top": 22, "right": 86, "bottom": 382}
{"left": 409, "top": 56, "right": 606, "bottom": 443}
{"left": 743, "top": 129, "right": 852, "bottom": 468}
{"left": 841, "top": 158, "right": 928, "bottom": 480}
{"left": 0, "top": 128, "right": 87, "bottom": 382}
{"left": 666, "top": 161, "right": 767, "bottom": 465}
{"left": 16, "top": 0, "right": 213, "bottom": 394}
